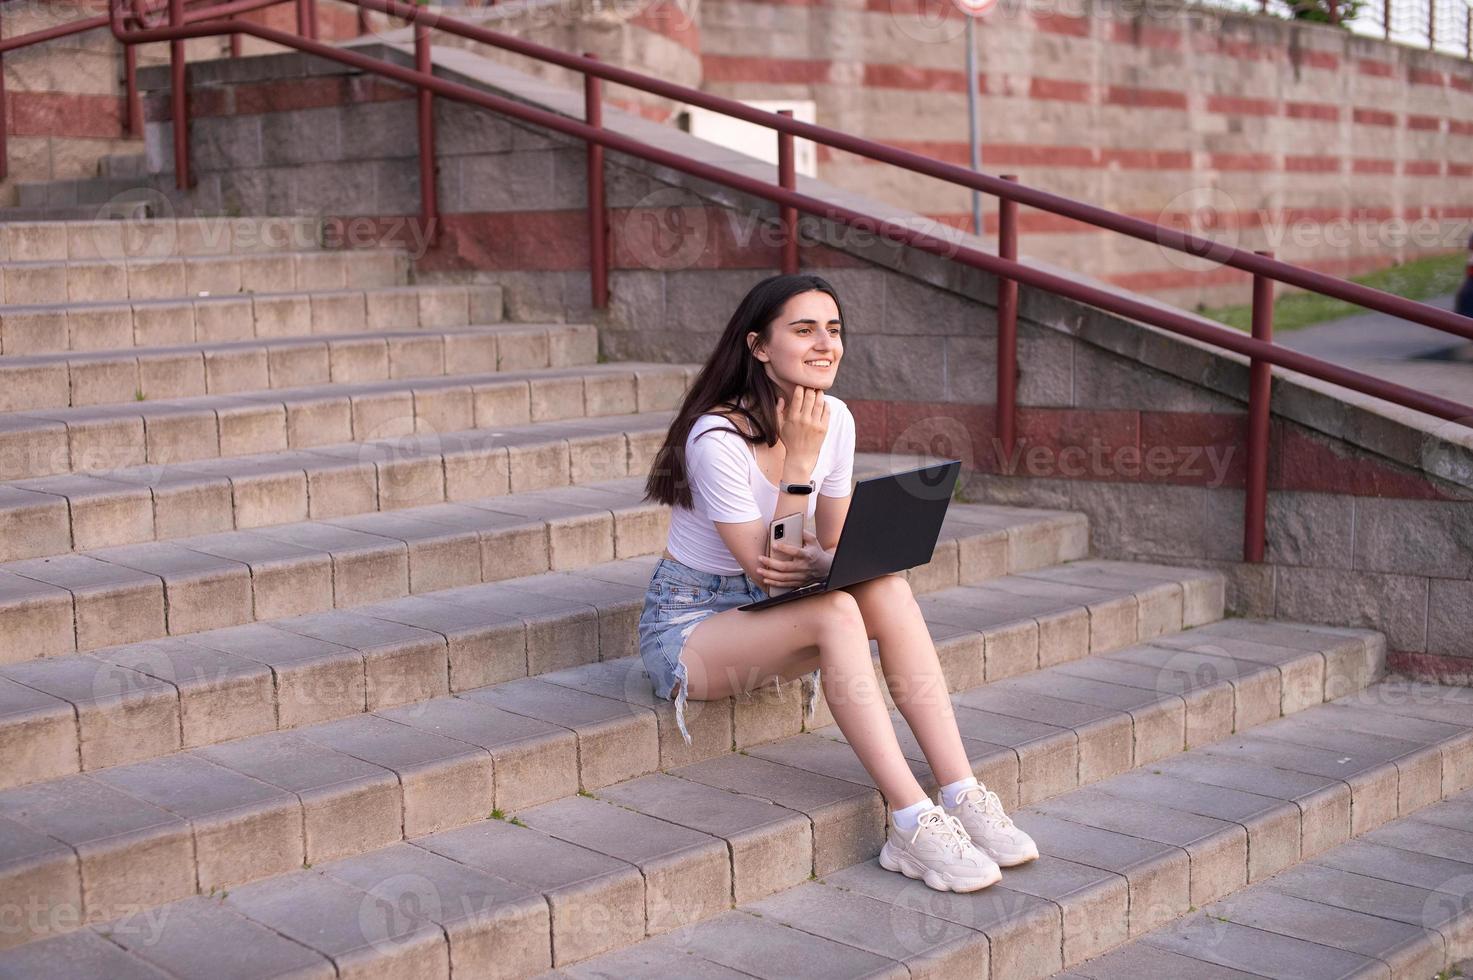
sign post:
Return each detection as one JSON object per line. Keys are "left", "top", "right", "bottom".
{"left": 955, "top": 0, "right": 998, "bottom": 235}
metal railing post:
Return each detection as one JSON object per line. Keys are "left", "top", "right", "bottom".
{"left": 170, "top": 0, "right": 190, "bottom": 188}
{"left": 997, "top": 174, "right": 1020, "bottom": 463}
{"left": 1429, "top": 0, "right": 1436, "bottom": 49}
{"left": 1244, "top": 249, "right": 1274, "bottom": 562}
{"left": 415, "top": 16, "right": 437, "bottom": 247}
{"left": 584, "top": 52, "right": 607, "bottom": 309}
{"left": 0, "top": 3, "right": 7, "bottom": 182}
{"left": 778, "top": 108, "right": 798, "bottom": 275}
{"left": 1384, "top": 0, "right": 1392, "bottom": 39}
{"left": 228, "top": 18, "right": 242, "bottom": 57}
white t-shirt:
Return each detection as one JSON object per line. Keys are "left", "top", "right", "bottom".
{"left": 666, "top": 394, "right": 856, "bottom": 575}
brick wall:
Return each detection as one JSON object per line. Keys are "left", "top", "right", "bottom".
{"left": 696, "top": 0, "right": 1473, "bottom": 309}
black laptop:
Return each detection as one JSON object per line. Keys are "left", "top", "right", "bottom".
{"left": 738, "top": 458, "right": 962, "bottom": 612}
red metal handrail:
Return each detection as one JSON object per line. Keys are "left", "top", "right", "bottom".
{"left": 4, "top": 0, "right": 1471, "bottom": 568}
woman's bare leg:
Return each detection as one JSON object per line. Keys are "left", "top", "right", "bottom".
{"left": 842, "top": 574, "right": 974, "bottom": 787}
{"left": 678, "top": 589, "right": 930, "bottom": 808}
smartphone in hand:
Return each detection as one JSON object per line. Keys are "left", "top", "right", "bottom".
{"left": 764, "top": 512, "right": 805, "bottom": 597}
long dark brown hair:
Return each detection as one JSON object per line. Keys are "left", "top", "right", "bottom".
{"left": 642, "top": 273, "right": 847, "bottom": 510}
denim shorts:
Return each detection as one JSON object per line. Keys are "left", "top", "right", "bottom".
{"left": 638, "top": 556, "right": 821, "bottom": 746}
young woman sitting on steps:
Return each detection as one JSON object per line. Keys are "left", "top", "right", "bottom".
{"left": 639, "top": 273, "right": 1038, "bottom": 893}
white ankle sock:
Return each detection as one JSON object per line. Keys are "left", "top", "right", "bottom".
{"left": 939, "top": 776, "right": 980, "bottom": 809}
{"left": 891, "top": 797, "right": 935, "bottom": 832}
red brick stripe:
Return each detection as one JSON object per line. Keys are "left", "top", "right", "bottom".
{"left": 1032, "top": 13, "right": 1089, "bottom": 36}
{"left": 1207, "top": 95, "right": 1277, "bottom": 116}
{"left": 1386, "top": 651, "right": 1473, "bottom": 685}
{"left": 1209, "top": 152, "right": 1274, "bottom": 171}
{"left": 701, "top": 54, "right": 830, "bottom": 84}
{"left": 1104, "top": 86, "right": 1188, "bottom": 110}
{"left": 1352, "top": 158, "right": 1396, "bottom": 174}
{"left": 1285, "top": 101, "right": 1340, "bottom": 122}
{"left": 1029, "top": 78, "right": 1091, "bottom": 103}
{"left": 1352, "top": 107, "right": 1397, "bottom": 127}
{"left": 862, "top": 64, "right": 979, "bottom": 94}
{"left": 1108, "top": 21, "right": 1182, "bottom": 49}
{"left": 1358, "top": 59, "right": 1394, "bottom": 77}
{"left": 1284, "top": 155, "right": 1340, "bottom": 172}
{"left": 7, "top": 91, "right": 126, "bottom": 139}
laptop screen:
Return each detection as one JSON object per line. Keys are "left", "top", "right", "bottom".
{"left": 824, "top": 459, "right": 962, "bottom": 590}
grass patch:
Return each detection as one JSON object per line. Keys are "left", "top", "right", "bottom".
{"left": 1197, "top": 251, "right": 1465, "bottom": 333}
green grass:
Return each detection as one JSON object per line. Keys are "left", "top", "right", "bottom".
{"left": 1197, "top": 251, "right": 1466, "bottom": 333}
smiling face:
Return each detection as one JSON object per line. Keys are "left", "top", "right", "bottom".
{"left": 746, "top": 289, "right": 844, "bottom": 405}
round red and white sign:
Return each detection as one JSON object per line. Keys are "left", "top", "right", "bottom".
{"left": 953, "top": 0, "right": 999, "bottom": 16}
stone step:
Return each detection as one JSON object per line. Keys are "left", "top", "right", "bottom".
{"left": 0, "top": 410, "right": 693, "bottom": 658}
{"left": 0, "top": 614, "right": 1400, "bottom": 973}
{"left": 0, "top": 248, "right": 406, "bottom": 306}
{"left": 0, "top": 324, "right": 608, "bottom": 413}
{"left": 0, "top": 553, "right": 1227, "bottom": 957}
{"left": 0, "top": 205, "right": 153, "bottom": 223}
{"left": 14, "top": 174, "right": 177, "bottom": 211}
{"left": 97, "top": 155, "right": 149, "bottom": 180}
{"left": 543, "top": 672, "right": 1472, "bottom": 980}
{"left": 1054, "top": 786, "right": 1473, "bottom": 979}
{"left": 0, "top": 217, "right": 326, "bottom": 264}
{"left": 0, "top": 501, "right": 1089, "bottom": 778}
{"left": 0, "top": 282, "right": 504, "bottom": 356}
{"left": 0, "top": 352, "right": 660, "bottom": 484}
{"left": 0, "top": 387, "right": 688, "bottom": 567}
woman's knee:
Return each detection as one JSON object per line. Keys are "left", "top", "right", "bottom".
{"left": 812, "top": 589, "right": 866, "bottom": 642}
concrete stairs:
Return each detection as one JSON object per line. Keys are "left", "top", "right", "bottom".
{"left": 0, "top": 217, "right": 1467, "bottom": 980}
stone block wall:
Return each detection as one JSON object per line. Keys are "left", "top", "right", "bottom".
{"left": 134, "top": 46, "right": 1473, "bottom": 683}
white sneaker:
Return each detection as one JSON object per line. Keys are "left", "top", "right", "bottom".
{"left": 878, "top": 805, "right": 1002, "bottom": 893}
{"left": 943, "top": 784, "right": 1039, "bottom": 867}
